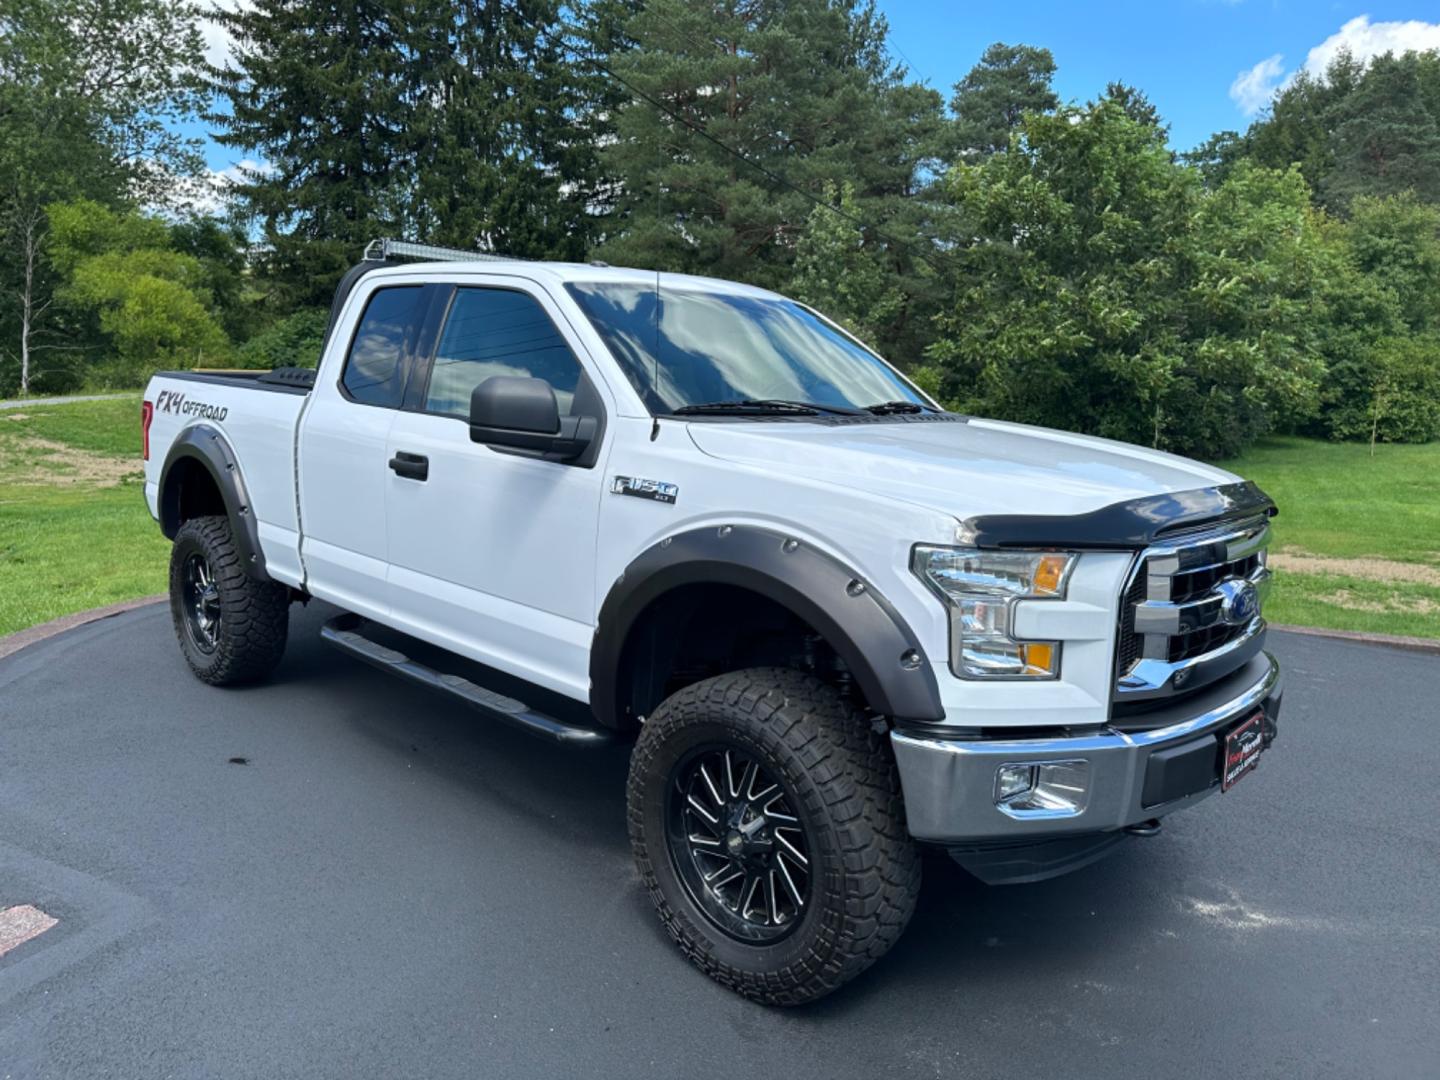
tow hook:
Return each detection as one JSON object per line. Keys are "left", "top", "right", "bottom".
{"left": 1125, "top": 818, "right": 1163, "bottom": 837}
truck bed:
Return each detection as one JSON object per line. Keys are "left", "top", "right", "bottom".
{"left": 143, "top": 367, "right": 314, "bottom": 588}
{"left": 153, "top": 366, "right": 316, "bottom": 395}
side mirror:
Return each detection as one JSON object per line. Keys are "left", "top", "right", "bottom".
{"left": 469, "top": 376, "right": 597, "bottom": 462}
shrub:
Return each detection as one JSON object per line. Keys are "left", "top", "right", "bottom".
{"left": 1323, "top": 335, "right": 1440, "bottom": 445}
{"left": 235, "top": 307, "right": 329, "bottom": 369}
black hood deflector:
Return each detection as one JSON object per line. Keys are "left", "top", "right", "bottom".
{"left": 962, "top": 481, "right": 1277, "bottom": 550}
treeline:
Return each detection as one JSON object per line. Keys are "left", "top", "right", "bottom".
{"left": 3, "top": 0, "right": 1439, "bottom": 457}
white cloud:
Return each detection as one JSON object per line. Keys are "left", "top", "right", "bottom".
{"left": 1229, "top": 54, "right": 1286, "bottom": 116}
{"left": 139, "top": 157, "right": 273, "bottom": 217}
{"left": 1300, "top": 15, "right": 1440, "bottom": 76}
{"left": 202, "top": 0, "right": 253, "bottom": 70}
{"left": 1230, "top": 15, "right": 1440, "bottom": 117}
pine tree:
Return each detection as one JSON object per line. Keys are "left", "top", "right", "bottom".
{"left": 948, "top": 42, "right": 1058, "bottom": 159}
{"left": 1321, "top": 51, "right": 1440, "bottom": 210}
{"left": 595, "top": 0, "right": 943, "bottom": 299}
{"left": 209, "top": 0, "right": 416, "bottom": 305}
{"left": 210, "top": 0, "right": 618, "bottom": 306}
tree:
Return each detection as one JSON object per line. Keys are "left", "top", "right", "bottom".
{"left": 1097, "top": 81, "right": 1167, "bottom": 139}
{"left": 1243, "top": 48, "right": 1440, "bottom": 212}
{"left": 211, "top": 0, "right": 619, "bottom": 307}
{"left": 1182, "top": 130, "right": 1246, "bottom": 189}
{"left": 948, "top": 42, "right": 1058, "bottom": 159}
{"left": 0, "top": 0, "right": 207, "bottom": 393}
{"left": 596, "top": 0, "right": 944, "bottom": 350}
{"left": 1244, "top": 55, "right": 1365, "bottom": 199}
{"left": 928, "top": 104, "right": 1335, "bottom": 458}
{"left": 1321, "top": 51, "right": 1440, "bottom": 210}
{"left": 48, "top": 200, "right": 229, "bottom": 385}
{"left": 1344, "top": 193, "right": 1440, "bottom": 331}
{"left": 1325, "top": 334, "right": 1440, "bottom": 447}
{"left": 789, "top": 182, "right": 903, "bottom": 347}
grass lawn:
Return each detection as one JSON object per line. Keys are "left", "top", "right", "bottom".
{"left": 0, "top": 397, "right": 1435, "bottom": 642}
{"left": 1216, "top": 436, "right": 1440, "bottom": 639}
{"left": 0, "top": 396, "right": 169, "bottom": 636}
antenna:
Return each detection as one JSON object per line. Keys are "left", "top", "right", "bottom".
{"left": 363, "top": 238, "right": 518, "bottom": 264}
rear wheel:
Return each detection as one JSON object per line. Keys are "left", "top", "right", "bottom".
{"left": 627, "top": 668, "right": 920, "bottom": 1005}
{"left": 169, "top": 515, "right": 289, "bottom": 685}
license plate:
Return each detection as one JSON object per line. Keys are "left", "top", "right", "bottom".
{"left": 1221, "top": 710, "right": 1266, "bottom": 792}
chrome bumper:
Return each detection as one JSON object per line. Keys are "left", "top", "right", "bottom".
{"left": 891, "top": 652, "right": 1282, "bottom": 843}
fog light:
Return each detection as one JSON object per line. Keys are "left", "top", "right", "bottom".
{"left": 994, "top": 760, "right": 1090, "bottom": 818}
{"left": 995, "top": 764, "right": 1036, "bottom": 801}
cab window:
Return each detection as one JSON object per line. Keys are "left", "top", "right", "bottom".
{"left": 424, "top": 288, "right": 582, "bottom": 418}
{"left": 341, "top": 286, "right": 423, "bottom": 408}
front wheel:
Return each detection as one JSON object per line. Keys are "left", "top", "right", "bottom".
{"left": 627, "top": 668, "right": 920, "bottom": 1005}
{"left": 169, "top": 515, "right": 290, "bottom": 686}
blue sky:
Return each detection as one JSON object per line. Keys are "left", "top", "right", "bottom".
{"left": 192, "top": 2, "right": 1440, "bottom": 179}
{"left": 882, "top": 1, "right": 1440, "bottom": 152}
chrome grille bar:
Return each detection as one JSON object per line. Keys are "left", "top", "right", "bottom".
{"left": 1115, "top": 517, "right": 1272, "bottom": 703}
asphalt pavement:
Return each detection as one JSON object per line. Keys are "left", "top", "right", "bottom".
{"left": 1, "top": 601, "right": 1436, "bottom": 1078}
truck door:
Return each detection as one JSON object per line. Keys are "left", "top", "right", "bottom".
{"left": 382, "top": 280, "right": 611, "bottom": 702}
{"left": 297, "top": 282, "right": 430, "bottom": 620}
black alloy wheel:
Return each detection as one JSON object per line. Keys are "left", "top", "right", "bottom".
{"left": 665, "top": 745, "right": 811, "bottom": 943}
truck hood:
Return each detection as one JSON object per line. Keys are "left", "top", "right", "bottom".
{"left": 686, "top": 417, "right": 1239, "bottom": 522}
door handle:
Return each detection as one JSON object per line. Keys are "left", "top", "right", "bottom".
{"left": 388, "top": 451, "right": 429, "bottom": 481}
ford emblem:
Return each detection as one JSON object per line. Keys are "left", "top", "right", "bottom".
{"left": 1215, "top": 578, "right": 1259, "bottom": 626}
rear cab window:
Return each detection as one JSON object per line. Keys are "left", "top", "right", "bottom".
{"left": 341, "top": 286, "right": 425, "bottom": 408}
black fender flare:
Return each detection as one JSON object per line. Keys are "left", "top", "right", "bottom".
{"left": 589, "top": 525, "right": 944, "bottom": 729}
{"left": 158, "top": 424, "right": 270, "bottom": 581}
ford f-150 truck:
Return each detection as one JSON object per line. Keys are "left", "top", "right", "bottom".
{"left": 142, "top": 239, "right": 1282, "bottom": 1005}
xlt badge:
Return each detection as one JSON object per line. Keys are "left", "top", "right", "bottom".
{"left": 611, "top": 475, "right": 678, "bottom": 504}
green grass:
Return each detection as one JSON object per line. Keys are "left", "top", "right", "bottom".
{"left": 2, "top": 396, "right": 145, "bottom": 456}
{"left": 0, "top": 396, "right": 169, "bottom": 635}
{"left": 1215, "top": 436, "right": 1440, "bottom": 639}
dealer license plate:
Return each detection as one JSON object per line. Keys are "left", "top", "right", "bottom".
{"left": 1221, "top": 710, "right": 1266, "bottom": 792}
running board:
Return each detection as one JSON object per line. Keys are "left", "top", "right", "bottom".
{"left": 320, "top": 615, "right": 611, "bottom": 747}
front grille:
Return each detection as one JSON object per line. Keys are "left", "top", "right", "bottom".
{"left": 1117, "top": 571, "right": 1146, "bottom": 673}
{"left": 1165, "top": 551, "right": 1262, "bottom": 662}
{"left": 1114, "top": 517, "right": 1271, "bottom": 704}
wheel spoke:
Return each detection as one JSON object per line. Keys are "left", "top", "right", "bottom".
{"left": 740, "top": 873, "right": 762, "bottom": 919}
{"left": 698, "top": 763, "right": 723, "bottom": 807}
{"left": 686, "top": 793, "right": 719, "bottom": 824}
{"left": 706, "top": 864, "right": 744, "bottom": 889}
{"left": 739, "top": 759, "right": 759, "bottom": 800}
{"left": 775, "top": 829, "right": 807, "bottom": 865}
{"left": 776, "top": 856, "right": 805, "bottom": 909}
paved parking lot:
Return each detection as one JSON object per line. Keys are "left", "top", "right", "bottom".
{"left": 1, "top": 602, "right": 1436, "bottom": 1078}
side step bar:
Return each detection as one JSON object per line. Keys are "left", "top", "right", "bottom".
{"left": 320, "top": 615, "right": 611, "bottom": 747}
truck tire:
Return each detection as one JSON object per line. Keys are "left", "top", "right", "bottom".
{"left": 168, "top": 515, "right": 289, "bottom": 686}
{"left": 627, "top": 667, "right": 920, "bottom": 1005}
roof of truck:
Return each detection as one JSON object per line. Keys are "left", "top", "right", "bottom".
{"left": 365, "top": 259, "right": 786, "bottom": 299}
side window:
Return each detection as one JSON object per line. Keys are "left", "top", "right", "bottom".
{"left": 342, "top": 286, "right": 423, "bottom": 407}
{"left": 424, "top": 287, "right": 582, "bottom": 418}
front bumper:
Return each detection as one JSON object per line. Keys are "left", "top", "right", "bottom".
{"left": 891, "top": 651, "right": 1282, "bottom": 844}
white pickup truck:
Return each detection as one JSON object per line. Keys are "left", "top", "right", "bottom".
{"left": 143, "top": 240, "right": 1282, "bottom": 1005}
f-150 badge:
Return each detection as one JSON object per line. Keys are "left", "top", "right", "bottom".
{"left": 611, "top": 475, "right": 678, "bottom": 504}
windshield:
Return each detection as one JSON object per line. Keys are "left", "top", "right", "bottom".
{"left": 564, "top": 282, "right": 929, "bottom": 416}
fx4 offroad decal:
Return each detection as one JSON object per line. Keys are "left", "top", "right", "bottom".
{"left": 611, "top": 475, "right": 678, "bottom": 505}
{"left": 155, "top": 390, "right": 228, "bottom": 422}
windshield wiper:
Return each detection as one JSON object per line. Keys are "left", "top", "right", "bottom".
{"left": 671, "top": 399, "right": 863, "bottom": 417}
{"left": 862, "top": 400, "right": 932, "bottom": 415}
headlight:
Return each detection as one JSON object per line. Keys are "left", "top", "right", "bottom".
{"left": 911, "top": 547, "right": 1077, "bottom": 679}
